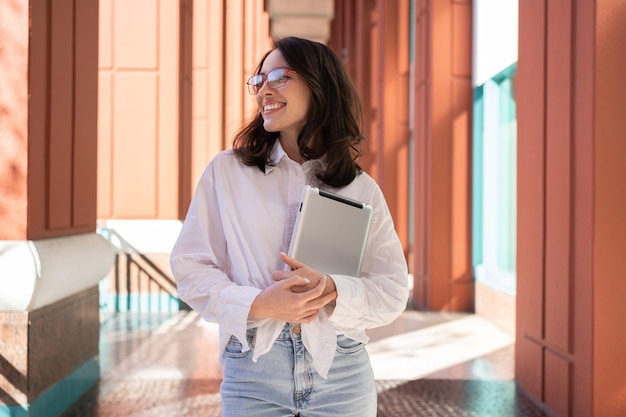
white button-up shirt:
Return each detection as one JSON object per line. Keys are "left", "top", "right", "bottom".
{"left": 170, "top": 141, "right": 409, "bottom": 378}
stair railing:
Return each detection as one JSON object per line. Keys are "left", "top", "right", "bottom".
{"left": 98, "top": 227, "right": 188, "bottom": 313}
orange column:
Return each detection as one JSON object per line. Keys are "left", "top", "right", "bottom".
{"left": 1, "top": 0, "right": 98, "bottom": 240}
{"left": 516, "top": 0, "right": 547, "bottom": 405}
{"left": 515, "top": 0, "right": 624, "bottom": 415}
{"left": 593, "top": 0, "right": 626, "bottom": 415}
{"left": 377, "top": 0, "right": 410, "bottom": 257}
{"left": 412, "top": 0, "right": 473, "bottom": 311}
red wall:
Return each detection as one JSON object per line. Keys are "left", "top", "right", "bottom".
{"left": 97, "top": 0, "right": 182, "bottom": 220}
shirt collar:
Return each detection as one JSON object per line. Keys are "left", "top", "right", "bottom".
{"left": 265, "top": 140, "right": 329, "bottom": 177}
{"left": 265, "top": 141, "right": 287, "bottom": 175}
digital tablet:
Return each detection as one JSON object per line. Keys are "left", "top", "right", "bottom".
{"left": 287, "top": 186, "right": 373, "bottom": 276}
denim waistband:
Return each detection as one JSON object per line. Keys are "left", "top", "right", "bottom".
{"left": 277, "top": 323, "right": 302, "bottom": 340}
{"left": 246, "top": 323, "right": 302, "bottom": 342}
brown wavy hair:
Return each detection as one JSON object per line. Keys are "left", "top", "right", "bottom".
{"left": 232, "top": 37, "right": 365, "bottom": 188}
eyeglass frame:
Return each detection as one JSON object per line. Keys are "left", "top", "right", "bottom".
{"left": 246, "top": 67, "right": 298, "bottom": 95}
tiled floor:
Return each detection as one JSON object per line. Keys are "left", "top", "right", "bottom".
{"left": 62, "top": 310, "right": 549, "bottom": 417}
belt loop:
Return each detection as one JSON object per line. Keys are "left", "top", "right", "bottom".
{"left": 246, "top": 327, "right": 256, "bottom": 348}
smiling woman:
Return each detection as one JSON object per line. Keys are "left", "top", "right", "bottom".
{"left": 169, "top": 36, "right": 409, "bottom": 417}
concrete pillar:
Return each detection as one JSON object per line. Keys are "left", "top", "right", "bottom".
{"left": 266, "top": 0, "right": 335, "bottom": 44}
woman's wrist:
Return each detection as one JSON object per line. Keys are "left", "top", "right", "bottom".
{"left": 324, "top": 274, "right": 337, "bottom": 299}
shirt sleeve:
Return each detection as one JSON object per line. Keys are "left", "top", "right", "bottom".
{"left": 327, "top": 185, "right": 409, "bottom": 331}
{"left": 169, "top": 161, "right": 260, "bottom": 348}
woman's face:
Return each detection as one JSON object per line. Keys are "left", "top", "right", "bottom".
{"left": 256, "top": 49, "right": 310, "bottom": 142}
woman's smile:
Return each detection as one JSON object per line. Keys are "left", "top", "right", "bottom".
{"left": 263, "top": 102, "right": 285, "bottom": 113}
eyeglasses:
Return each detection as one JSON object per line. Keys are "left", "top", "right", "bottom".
{"left": 246, "top": 67, "right": 297, "bottom": 95}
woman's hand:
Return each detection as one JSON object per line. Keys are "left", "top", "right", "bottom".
{"left": 249, "top": 274, "right": 335, "bottom": 323}
{"left": 249, "top": 252, "right": 338, "bottom": 323}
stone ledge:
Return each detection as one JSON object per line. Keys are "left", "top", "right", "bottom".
{"left": 0, "top": 232, "right": 114, "bottom": 311}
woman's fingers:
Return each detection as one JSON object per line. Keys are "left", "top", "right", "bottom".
{"left": 305, "top": 273, "right": 327, "bottom": 295}
{"left": 279, "top": 252, "right": 306, "bottom": 269}
{"left": 275, "top": 277, "right": 333, "bottom": 322}
{"left": 251, "top": 275, "right": 336, "bottom": 322}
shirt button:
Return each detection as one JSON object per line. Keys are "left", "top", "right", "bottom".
{"left": 292, "top": 324, "right": 301, "bottom": 334}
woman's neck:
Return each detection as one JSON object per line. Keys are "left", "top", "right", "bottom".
{"left": 279, "top": 135, "right": 305, "bottom": 164}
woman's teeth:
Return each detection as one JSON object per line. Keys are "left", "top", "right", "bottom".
{"left": 264, "top": 103, "right": 284, "bottom": 112}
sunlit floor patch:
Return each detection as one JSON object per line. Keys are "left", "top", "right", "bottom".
{"left": 367, "top": 314, "right": 514, "bottom": 381}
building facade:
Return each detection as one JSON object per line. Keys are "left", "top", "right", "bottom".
{"left": 1, "top": 0, "right": 625, "bottom": 416}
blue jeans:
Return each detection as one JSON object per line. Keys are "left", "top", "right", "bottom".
{"left": 220, "top": 324, "right": 377, "bottom": 417}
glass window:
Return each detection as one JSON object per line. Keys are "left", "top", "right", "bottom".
{"left": 472, "top": 64, "right": 517, "bottom": 295}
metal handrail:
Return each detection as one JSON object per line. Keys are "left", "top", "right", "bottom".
{"left": 99, "top": 227, "right": 188, "bottom": 312}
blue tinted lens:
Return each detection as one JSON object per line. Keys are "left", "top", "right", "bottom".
{"left": 248, "top": 74, "right": 264, "bottom": 88}
{"left": 247, "top": 74, "right": 264, "bottom": 94}
{"left": 267, "top": 68, "right": 288, "bottom": 87}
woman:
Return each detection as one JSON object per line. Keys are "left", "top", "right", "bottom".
{"left": 170, "top": 36, "right": 409, "bottom": 416}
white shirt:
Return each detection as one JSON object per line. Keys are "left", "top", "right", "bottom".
{"left": 170, "top": 141, "right": 409, "bottom": 378}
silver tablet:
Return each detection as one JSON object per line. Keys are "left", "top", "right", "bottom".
{"left": 287, "top": 186, "right": 373, "bottom": 276}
